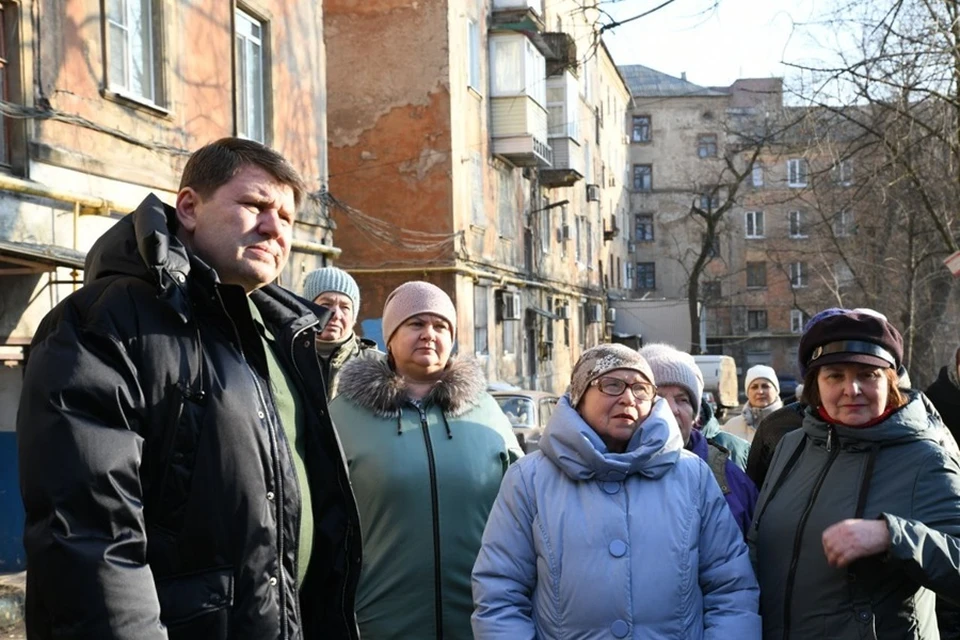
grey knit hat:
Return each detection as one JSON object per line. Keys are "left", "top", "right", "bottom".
{"left": 302, "top": 267, "right": 361, "bottom": 315}
{"left": 638, "top": 343, "right": 704, "bottom": 420}
{"left": 568, "top": 343, "right": 655, "bottom": 407}
{"left": 382, "top": 281, "right": 458, "bottom": 344}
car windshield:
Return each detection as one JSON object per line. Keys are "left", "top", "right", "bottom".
{"left": 496, "top": 397, "right": 536, "bottom": 428}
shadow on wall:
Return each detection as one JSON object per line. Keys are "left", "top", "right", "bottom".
{"left": 361, "top": 318, "right": 384, "bottom": 351}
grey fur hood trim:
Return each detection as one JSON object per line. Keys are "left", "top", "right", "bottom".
{"left": 336, "top": 355, "right": 488, "bottom": 418}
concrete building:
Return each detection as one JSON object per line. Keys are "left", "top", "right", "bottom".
{"left": 325, "top": 0, "right": 630, "bottom": 392}
{"left": 0, "top": 0, "right": 336, "bottom": 571}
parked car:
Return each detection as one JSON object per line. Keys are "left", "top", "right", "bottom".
{"left": 492, "top": 390, "right": 560, "bottom": 453}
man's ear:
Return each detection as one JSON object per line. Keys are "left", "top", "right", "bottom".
{"left": 175, "top": 187, "right": 201, "bottom": 233}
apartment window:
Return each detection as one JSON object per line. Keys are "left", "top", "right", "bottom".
{"left": 636, "top": 262, "right": 656, "bottom": 290}
{"left": 747, "top": 310, "right": 768, "bottom": 331}
{"left": 833, "top": 210, "right": 854, "bottom": 237}
{"left": 790, "top": 262, "right": 807, "bottom": 288}
{"left": 625, "top": 262, "right": 635, "bottom": 290}
{"left": 699, "top": 191, "right": 720, "bottom": 211}
{"left": 791, "top": 309, "right": 810, "bottom": 334}
{"left": 789, "top": 210, "right": 807, "bottom": 238}
{"left": 833, "top": 159, "right": 853, "bottom": 186}
{"left": 0, "top": 2, "right": 15, "bottom": 166}
{"left": 697, "top": 134, "right": 718, "bottom": 158}
{"left": 235, "top": 8, "right": 267, "bottom": 142}
{"left": 633, "top": 164, "right": 652, "bottom": 192}
{"left": 751, "top": 164, "right": 764, "bottom": 187}
{"left": 474, "top": 285, "right": 489, "bottom": 355}
{"left": 745, "top": 211, "right": 765, "bottom": 238}
{"left": 635, "top": 213, "right": 654, "bottom": 241}
{"left": 106, "top": 0, "right": 162, "bottom": 103}
{"left": 467, "top": 19, "right": 481, "bottom": 91}
{"left": 502, "top": 317, "right": 516, "bottom": 354}
{"left": 787, "top": 158, "right": 808, "bottom": 187}
{"left": 632, "top": 115, "right": 651, "bottom": 142}
{"left": 586, "top": 218, "right": 594, "bottom": 267}
{"left": 575, "top": 216, "right": 583, "bottom": 263}
{"left": 746, "top": 261, "right": 767, "bottom": 288}
{"left": 539, "top": 204, "right": 551, "bottom": 253}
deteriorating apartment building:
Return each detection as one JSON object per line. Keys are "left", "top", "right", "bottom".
{"left": 0, "top": 0, "right": 336, "bottom": 570}
{"left": 325, "top": 0, "right": 632, "bottom": 392}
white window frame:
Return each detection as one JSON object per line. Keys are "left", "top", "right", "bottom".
{"left": 834, "top": 209, "right": 854, "bottom": 237}
{"left": 745, "top": 211, "right": 765, "bottom": 238}
{"left": 790, "top": 262, "right": 807, "bottom": 288}
{"left": 235, "top": 8, "right": 266, "bottom": 143}
{"left": 106, "top": 0, "right": 160, "bottom": 103}
{"left": 474, "top": 284, "right": 489, "bottom": 356}
{"left": 789, "top": 210, "right": 807, "bottom": 238}
{"left": 697, "top": 134, "right": 718, "bottom": 158}
{"left": 834, "top": 159, "right": 853, "bottom": 186}
{"left": 546, "top": 72, "right": 579, "bottom": 139}
{"left": 751, "top": 164, "right": 764, "bottom": 187}
{"left": 467, "top": 18, "right": 481, "bottom": 92}
{"left": 787, "top": 158, "right": 808, "bottom": 187}
{"left": 625, "top": 262, "right": 635, "bottom": 290}
{"left": 489, "top": 34, "right": 545, "bottom": 107}
{"left": 791, "top": 309, "right": 808, "bottom": 334}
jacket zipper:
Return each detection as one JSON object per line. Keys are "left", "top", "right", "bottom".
{"left": 782, "top": 425, "right": 840, "bottom": 639}
{"left": 417, "top": 404, "right": 444, "bottom": 639}
{"left": 218, "top": 290, "right": 290, "bottom": 639}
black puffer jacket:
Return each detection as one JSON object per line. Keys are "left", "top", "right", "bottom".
{"left": 748, "top": 395, "right": 960, "bottom": 639}
{"left": 17, "top": 195, "right": 361, "bottom": 640}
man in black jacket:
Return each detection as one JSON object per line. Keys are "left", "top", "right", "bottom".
{"left": 17, "top": 138, "right": 361, "bottom": 640}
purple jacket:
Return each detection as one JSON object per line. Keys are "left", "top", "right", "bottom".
{"left": 688, "top": 429, "right": 758, "bottom": 536}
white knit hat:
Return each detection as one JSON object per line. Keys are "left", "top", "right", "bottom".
{"left": 639, "top": 343, "right": 704, "bottom": 420}
{"left": 745, "top": 365, "right": 780, "bottom": 396}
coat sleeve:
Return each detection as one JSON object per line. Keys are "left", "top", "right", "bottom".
{"left": 471, "top": 462, "right": 538, "bottom": 640}
{"left": 18, "top": 306, "right": 166, "bottom": 639}
{"left": 697, "top": 464, "right": 762, "bottom": 639}
{"left": 881, "top": 446, "right": 960, "bottom": 605}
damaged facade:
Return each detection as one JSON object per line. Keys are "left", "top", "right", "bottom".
{"left": 325, "top": 0, "right": 632, "bottom": 391}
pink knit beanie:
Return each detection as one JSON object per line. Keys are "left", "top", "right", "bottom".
{"left": 382, "top": 281, "right": 458, "bottom": 344}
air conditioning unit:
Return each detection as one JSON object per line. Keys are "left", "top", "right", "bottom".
{"left": 558, "top": 223, "right": 571, "bottom": 242}
{"left": 497, "top": 290, "right": 521, "bottom": 321}
{"left": 586, "top": 184, "right": 601, "bottom": 202}
{"left": 605, "top": 307, "right": 616, "bottom": 324}
{"left": 586, "top": 302, "right": 603, "bottom": 324}
{"left": 627, "top": 240, "right": 636, "bottom": 254}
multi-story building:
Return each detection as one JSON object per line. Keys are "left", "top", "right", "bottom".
{"left": 0, "top": 0, "right": 336, "bottom": 571}
{"left": 325, "top": 0, "right": 630, "bottom": 392}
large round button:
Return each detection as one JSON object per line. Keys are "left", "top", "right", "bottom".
{"left": 602, "top": 481, "right": 621, "bottom": 494}
{"left": 609, "top": 540, "right": 627, "bottom": 557}
{"left": 266, "top": 491, "right": 275, "bottom": 501}
{"left": 611, "top": 619, "right": 629, "bottom": 638}
{"left": 268, "top": 576, "right": 278, "bottom": 586}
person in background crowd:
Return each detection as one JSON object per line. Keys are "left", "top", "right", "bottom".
{"left": 749, "top": 310, "right": 960, "bottom": 639}
{"left": 329, "top": 281, "right": 522, "bottom": 640}
{"left": 472, "top": 344, "right": 760, "bottom": 639}
{"left": 17, "top": 138, "right": 361, "bottom": 639}
{"left": 697, "top": 397, "right": 751, "bottom": 471}
{"left": 640, "top": 343, "right": 758, "bottom": 536}
{"left": 725, "top": 365, "right": 783, "bottom": 442}
{"left": 301, "top": 266, "right": 381, "bottom": 398}
{"left": 924, "top": 344, "right": 960, "bottom": 640}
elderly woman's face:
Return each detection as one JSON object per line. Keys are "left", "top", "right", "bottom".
{"left": 388, "top": 313, "right": 453, "bottom": 381}
{"left": 578, "top": 369, "right": 654, "bottom": 453}
{"left": 657, "top": 385, "right": 695, "bottom": 444}
{"left": 747, "top": 379, "right": 777, "bottom": 408}
{"left": 816, "top": 363, "right": 888, "bottom": 425}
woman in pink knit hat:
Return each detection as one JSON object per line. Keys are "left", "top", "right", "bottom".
{"left": 327, "top": 281, "right": 522, "bottom": 640}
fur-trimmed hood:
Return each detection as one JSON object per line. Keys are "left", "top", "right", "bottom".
{"left": 336, "top": 355, "right": 487, "bottom": 418}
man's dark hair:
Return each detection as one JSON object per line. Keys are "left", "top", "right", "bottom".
{"left": 179, "top": 137, "right": 308, "bottom": 209}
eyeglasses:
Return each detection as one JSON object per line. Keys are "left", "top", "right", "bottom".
{"left": 589, "top": 377, "right": 657, "bottom": 401}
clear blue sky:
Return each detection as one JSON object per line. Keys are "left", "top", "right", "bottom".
{"left": 602, "top": 0, "right": 828, "bottom": 87}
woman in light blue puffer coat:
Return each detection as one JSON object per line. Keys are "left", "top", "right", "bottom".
{"left": 472, "top": 344, "right": 761, "bottom": 639}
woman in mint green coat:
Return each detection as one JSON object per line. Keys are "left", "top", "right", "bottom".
{"left": 328, "top": 281, "right": 522, "bottom": 640}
